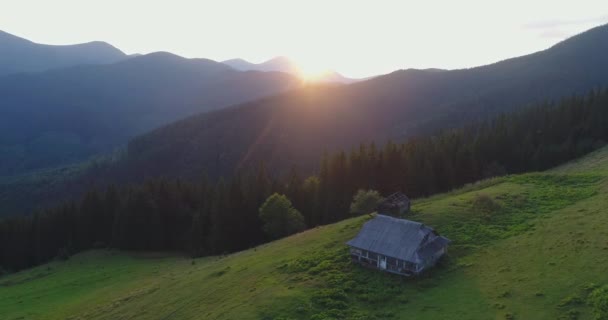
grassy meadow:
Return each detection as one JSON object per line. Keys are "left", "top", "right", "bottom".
{"left": 3, "top": 147, "right": 608, "bottom": 319}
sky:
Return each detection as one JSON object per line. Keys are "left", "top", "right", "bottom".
{"left": 1, "top": 0, "right": 607, "bottom": 78}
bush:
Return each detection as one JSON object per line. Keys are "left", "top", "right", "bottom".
{"left": 588, "top": 285, "right": 608, "bottom": 319}
{"left": 259, "top": 193, "right": 306, "bottom": 239}
{"left": 472, "top": 194, "right": 501, "bottom": 219}
{"left": 350, "top": 190, "right": 384, "bottom": 215}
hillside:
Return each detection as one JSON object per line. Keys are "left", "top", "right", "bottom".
{"left": 0, "top": 52, "right": 300, "bottom": 175}
{"left": 3, "top": 147, "right": 608, "bottom": 319}
{"left": 0, "top": 30, "right": 127, "bottom": 76}
{"left": 122, "top": 24, "right": 608, "bottom": 179}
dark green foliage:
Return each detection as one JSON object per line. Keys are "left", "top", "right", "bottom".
{"left": 0, "top": 168, "right": 277, "bottom": 271}
{"left": 587, "top": 285, "right": 608, "bottom": 319}
{"left": 259, "top": 194, "right": 306, "bottom": 239}
{"left": 349, "top": 190, "right": 383, "bottom": 215}
{"left": 557, "top": 283, "right": 608, "bottom": 320}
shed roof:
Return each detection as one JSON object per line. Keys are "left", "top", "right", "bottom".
{"left": 346, "top": 215, "right": 443, "bottom": 263}
{"left": 380, "top": 192, "right": 410, "bottom": 206}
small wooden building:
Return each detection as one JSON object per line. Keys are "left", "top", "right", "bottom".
{"left": 377, "top": 192, "right": 411, "bottom": 216}
{"left": 346, "top": 215, "right": 450, "bottom": 276}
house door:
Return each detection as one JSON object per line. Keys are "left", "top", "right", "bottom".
{"left": 379, "top": 256, "right": 387, "bottom": 269}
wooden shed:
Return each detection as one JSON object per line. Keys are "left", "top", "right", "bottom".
{"left": 377, "top": 192, "right": 411, "bottom": 216}
{"left": 346, "top": 215, "right": 450, "bottom": 276}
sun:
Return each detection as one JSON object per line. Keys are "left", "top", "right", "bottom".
{"left": 294, "top": 59, "right": 332, "bottom": 82}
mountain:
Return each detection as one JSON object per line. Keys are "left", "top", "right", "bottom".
{"left": 0, "top": 52, "right": 300, "bottom": 175}
{"left": 122, "top": 24, "right": 608, "bottom": 179}
{"left": 223, "top": 56, "right": 360, "bottom": 83}
{"left": 0, "top": 30, "right": 127, "bottom": 76}
{"left": 223, "top": 56, "right": 299, "bottom": 73}
{"left": 3, "top": 146, "right": 608, "bottom": 319}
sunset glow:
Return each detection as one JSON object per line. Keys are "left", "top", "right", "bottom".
{"left": 1, "top": 0, "right": 607, "bottom": 77}
{"left": 295, "top": 61, "right": 333, "bottom": 82}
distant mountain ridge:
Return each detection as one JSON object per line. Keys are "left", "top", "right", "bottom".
{"left": 0, "top": 51, "right": 300, "bottom": 175}
{"left": 223, "top": 56, "right": 298, "bottom": 73}
{"left": 0, "top": 30, "right": 127, "bottom": 75}
{"left": 121, "top": 24, "right": 608, "bottom": 180}
{"left": 222, "top": 56, "right": 360, "bottom": 83}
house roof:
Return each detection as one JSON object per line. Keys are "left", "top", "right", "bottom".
{"left": 417, "top": 236, "right": 451, "bottom": 261}
{"left": 346, "top": 215, "right": 448, "bottom": 263}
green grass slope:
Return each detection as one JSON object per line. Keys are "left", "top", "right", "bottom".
{"left": 3, "top": 147, "right": 608, "bottom": 320}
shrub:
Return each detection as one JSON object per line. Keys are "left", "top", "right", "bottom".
{"left": 587, "top": 285, "right": 608, "bottom": 319}
{"left": 259, "top": 193, "right": 306, "bottom": 239}
{"left": 472, "top": 194, "right": 501, "bottom": 218}
{"left": 308, "top": 260, "right": 334, "bottom": 275}
{"left": 350, "top": 190, "right": 384, "bottom": 215}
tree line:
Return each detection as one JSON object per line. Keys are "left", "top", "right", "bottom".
{"left": 2, "top": 88, "right": 608, "bottom": 272}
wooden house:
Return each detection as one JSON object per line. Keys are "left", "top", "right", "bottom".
{"left": 346, "top": 215, "right": 450, "bottom": 276}
{"left": 377, "top": 192, "right": 411, "bottom": 216}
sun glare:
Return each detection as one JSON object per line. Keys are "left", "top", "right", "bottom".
{"left": 294, "top": 59, "right": 333, "bottom": 82}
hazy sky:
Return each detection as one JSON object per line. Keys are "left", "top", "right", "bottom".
{"left": 1, "top": 0, "right": 607, "bottom": 77}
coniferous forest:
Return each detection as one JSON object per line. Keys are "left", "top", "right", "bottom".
{"left": 2, "top": 88, "right": 608, "bottom": 272}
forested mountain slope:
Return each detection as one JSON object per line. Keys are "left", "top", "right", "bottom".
{"left": 2, "top": 84, "right": 608, "bottom": 219}
{"left": 2, "top": 146, "right": 608, "bottom": 319}
{"left": 124, "top": 24, "right": 608, "bottom": 179}
{"left": 0, "top": 52, "right": 299, "bottom": 175}
{"left": 0, "top": 30, "right": 127, "bottom": 76}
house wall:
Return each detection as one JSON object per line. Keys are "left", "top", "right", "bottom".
{"left": 349, "top": 247, "right": 418, "bottom": 276}
{"left": 418, "top": 247, "right": 447, "bottom": 272}
{"left": 349, "top": 244, "right": 448, "bottom": 276}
